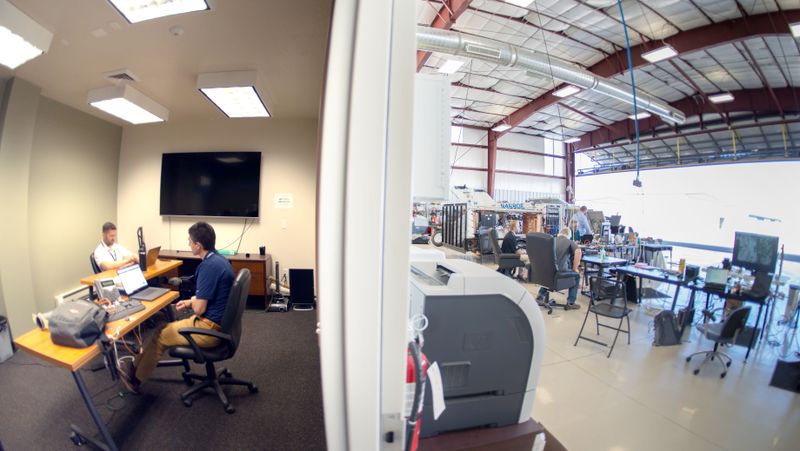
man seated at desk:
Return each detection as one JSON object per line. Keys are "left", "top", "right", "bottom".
{"left": 93, "top": 222, "right": 139, "bottom": 271}
{"left": 119, "top": 221, "right": 234, "bottom": 393}
{"left": 535, "top": 227, "right": 582, "bottom": 310}
{"left": 502, "top": 220, "right": 528, "bottom": 278}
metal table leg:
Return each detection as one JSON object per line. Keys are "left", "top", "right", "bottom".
{"left": 745, "top": 303, "right": 764, "bottom": 362}
{"left": 670, "top": 285, "right": 682, "bottom": 311}
{"left": 70, "top": 370, "right": 118, "bottom": 451}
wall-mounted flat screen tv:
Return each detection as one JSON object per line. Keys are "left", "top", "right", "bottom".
{"left": 160, "top": 152, "right": 261, "bottom": 217}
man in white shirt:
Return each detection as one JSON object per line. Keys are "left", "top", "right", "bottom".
{"left": 575, "top": 205, "right": 593, "bottom": 239}
{"left": 93, "top": 222, "right": 138, "bottom": 271}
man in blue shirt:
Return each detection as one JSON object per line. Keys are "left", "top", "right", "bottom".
{"left": 120, "top": 222, "right": 234, "bottom": 393}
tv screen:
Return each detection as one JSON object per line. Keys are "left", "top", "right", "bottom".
{"left": 160, "top": 152, "right": 261, "bottom": 217}
{"left": 731, "top": 231, "right": 779, "bottom": 273}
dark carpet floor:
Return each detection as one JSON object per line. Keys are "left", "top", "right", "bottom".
{"left": 0, "top": 309, "right": 326, "bottom": 451}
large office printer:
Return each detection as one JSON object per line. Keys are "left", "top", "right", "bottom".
{"left": 409, "top": 258, "right": 545, "bottom": 438}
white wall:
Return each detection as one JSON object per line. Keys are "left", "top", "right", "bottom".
{"left": 117, "top": 118, "right": 318, "bottom": 274}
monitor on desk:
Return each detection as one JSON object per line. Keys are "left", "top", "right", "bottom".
{"left": 732, "top": 232, "right": 779, "bottom": 274}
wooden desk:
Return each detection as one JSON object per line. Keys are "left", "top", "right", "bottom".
{"left": 80, "top": 259, "right": 182, "bottom": 286}
{"left": 158, "top": 250, "right": 272, "bottom": 297}
{"left": 14, "top": 291, "right": 178, "bottom": 451}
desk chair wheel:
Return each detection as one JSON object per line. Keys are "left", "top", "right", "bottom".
{"left": 182, "top": 398, "right": 193, "bottom": 408}
{"left": 69, "top": 431, "right": 86, "bottom": 446}
{"left": 685, "top": 356, "right": 692, "bottom": 363}
{"left": 248, "top": 383, "right": 258, "bottom": 394}
{"left": 720, "top": 372, "right": 727, "bottom": 379}
{"left": 225, "top": 404, "right": 236, "bottom": 414}
{"left": 182, "top": 374, "right": 195, "bottom": 386}
{"left": 726, "top": 361, "right": 732, "bottom": 368}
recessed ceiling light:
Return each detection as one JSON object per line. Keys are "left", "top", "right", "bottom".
{"left": 564, "top": 137, "right": 580, "bottom": 143}
{"left": 438, "top": 59, "right": 464, "bottom": 74}
{"left": 790, "top": 22, "right": 800, "bottom": 38}
{"left": 88, "top": 84, "right": 168, "bottom": 124}
{"left": 106, "top": 0, "right": 210, "bottom": 24}
{"left": 506, "top": 0, "right": 534, "bottom": 7}
{"left": 708, "top": 92, "right": 735, "bottom": 103}
{"left": 553, "top": 85, "right": 581, "bottom": 98}
{"left": 492, "top": 124, "right": 512, "bottom": 132}
{"left": 197, "top": 71, "right": 271, "bottom": 118}
{"left": 641, "top": 44, "right": 678, "bottom": 63}
{"left": 628, "top": 112, "right": 651, "bottom": 120}
{"left": 0, "top": 0, "right": 53, "bottom": 69}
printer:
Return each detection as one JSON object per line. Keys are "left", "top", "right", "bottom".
{"left": 409, "top": 258, "right": 545, "bottom": 438}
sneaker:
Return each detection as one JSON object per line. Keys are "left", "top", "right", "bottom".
{"left": 565, "top": 303, "right": 581, "bottom": 310}
{"left": 118, "top": 359, "right": 140, "bottom": 394}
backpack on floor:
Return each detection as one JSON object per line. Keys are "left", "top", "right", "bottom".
{"left": 653, "top": 310, "right": 681, "bottom": 346}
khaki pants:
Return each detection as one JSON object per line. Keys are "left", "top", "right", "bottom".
{"left": 134, "top": 315, "right": 220, "bottom": 383}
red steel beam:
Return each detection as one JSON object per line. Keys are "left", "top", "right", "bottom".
{"left": 451, "top": 166, "right": 567, "bottom": 180}
{"left": 417, "top": 0, "right": 472, "bottom": 72}
{"left": 495, "top": 10, "right": 800, "bottom": 135}
{"left": 451, "top": 142, "right": 567, "bottom": 159}
{"left": 574, "top": 87, "right": 800, "bottom": 150}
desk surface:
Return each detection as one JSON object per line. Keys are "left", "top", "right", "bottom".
{"left": 14, "top": 291, "right": 178, "bottom": 372}
{"left": 80, "top": 259, "right": 182, "bottom": 286}
{"left": 616, "top": 265, "right": 686, "bottom": 285}
{"left": 582, "top": 256, "right": 628, "bottom": 266}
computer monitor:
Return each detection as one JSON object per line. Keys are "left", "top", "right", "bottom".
{"left": 731, "top": 232, "right": 779, "bottom": 274}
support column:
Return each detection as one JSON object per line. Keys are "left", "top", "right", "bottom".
{"left": 487, "top": 130, "right": 497, "bottom": 197}
{"left": 565, "top": 143, "right": 576, "bottom": 203}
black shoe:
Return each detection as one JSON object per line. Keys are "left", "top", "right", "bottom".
{"left": 119, "top": 359, "right": 140, "bottom": 394}
{"left": 565, "top": 304, "right": 581, "bottom": 310}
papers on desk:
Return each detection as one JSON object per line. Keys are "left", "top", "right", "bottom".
{"left": 633, "top": 262, "right": 650, "bottom": 269}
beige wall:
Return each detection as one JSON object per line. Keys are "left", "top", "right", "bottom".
{"left": 28, "top": 97, "right": 122, "bottom": 312}
{"left": 0, "top": 78, "right": 121, "bottom": 333}
{"left": 117, "top": 118, "right": 318, "bottom": 277}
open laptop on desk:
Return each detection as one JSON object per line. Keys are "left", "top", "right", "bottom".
{"left": 117, "top": 263, "right": 170, "bottom": 301}
{"left": 704, "top": 268, "right": 729, "bottom": 291}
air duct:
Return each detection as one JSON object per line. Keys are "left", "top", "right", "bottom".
{"left": 417, "top": 26, "right": 686, "bottom": 125}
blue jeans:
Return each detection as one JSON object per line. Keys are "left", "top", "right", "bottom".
{"left": 538, "top": 273, "right": 580, "bottom": 304}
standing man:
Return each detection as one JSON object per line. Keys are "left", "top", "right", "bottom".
{"left": 575, "top": 206, "right": 593, "bottom": 242}
{"left": 536, "top": 227, "right": 582, "bottom": 310}
{"left": 93, "top": 222, "right": 139, "bottom": 271}
{"left": 119, "top": 222, "right": 234, "bottom": 393}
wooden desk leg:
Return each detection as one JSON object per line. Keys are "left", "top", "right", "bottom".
{"left": 70, "top": 370, "right": 119, "bottom": 451}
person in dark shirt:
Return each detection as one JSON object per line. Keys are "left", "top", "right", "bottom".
{"left": 536, "top": 227, "right": 582, "bottom": 309}
{"left": 119, "top": 222, "right": 234, "bottom": 393}
{"left": 501, "top": 220, "right": 528, "bottom": 278}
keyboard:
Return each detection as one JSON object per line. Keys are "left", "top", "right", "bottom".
{"left": 106, "top": 300, "right": 146, "bottom": 322}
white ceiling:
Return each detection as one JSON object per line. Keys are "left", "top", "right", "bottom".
{"left": 1, "top": 0, "right": 332, "bottom": 125}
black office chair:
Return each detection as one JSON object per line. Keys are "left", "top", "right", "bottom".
{"left": 168, "top": 269, "right": 258, "bottom": 413}
{"left": 575, "top": 277, "right": 631, "bottom": 358}
{"left": 489, "top": 228, "right": 525, "bottom": 278}
{"left": 526, "top": 232, "right": 579, "bottom": 315}
{"left": 90, "top": 253, "right": 102, "bottom": 274}
{"left": 685, "top": 306, "right": 751, "bottom": 378}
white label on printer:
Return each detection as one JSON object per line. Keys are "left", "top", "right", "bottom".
{"left": 427, "top": 362, "right": 446, "bottom": 420}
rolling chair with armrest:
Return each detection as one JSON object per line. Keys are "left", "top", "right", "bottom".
{"left": 489, "top": 228, "right": 525, "bottom": 278}
{"left": 168, "top": 268, "right": 258, "bottom": 413}
{"left": 685, "top": 306, "right": 751, "bottom": 378}
{"left": 526, "top": 232, "right": 579, "bottom": 315}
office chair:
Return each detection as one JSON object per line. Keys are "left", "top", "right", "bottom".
{"left": 169, "top": 269, "right": 258, "bottom": 413}
{"left": 685, "top": 306, "right": 751, "bottom": 378}
{"left": 489, "top": 228, "right": 525, "bottom": 278}
{"left": 90, "top": 253, "right": 102, "bottom": 274}
{"left": 526, "top": 232, "right": 579, "bottom": 315}
{"left": 575, "top": 277, "right": 631, "bottom": 358}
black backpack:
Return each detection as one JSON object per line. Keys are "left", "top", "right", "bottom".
{"left": 653, "top": 310, "right": 681, "bottom": 346}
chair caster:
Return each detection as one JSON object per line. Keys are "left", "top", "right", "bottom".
{"left": 693, "top": 369, "right": 700, "bottom": 375}
{"left": 222, "top": 369, "right": 232, "bottom": 378}
{"left": 685, "top": 356, "right": 691, "bottom": 362}
{"left": 248, "top": 384, "right": 258, "bottom": 394}
{"left": 726, "top": 361, "right": 731, "bottom": 368}
{"left": 547, "top": 310, "right": 553, "bottom": 315}
{"left": 225, "top": 404, "right": 236, "bottom": 414}
{"left": 70, "top": 432, "right": 86, "bottom": 446}
{"left": 720, "top": 372, "right": 727, "bottom": 378}
{"left": 182, "top": 374, "right": 194, "bottom": 386}
{"left": 182, "top": 398, "right": 193, "bottom": 407}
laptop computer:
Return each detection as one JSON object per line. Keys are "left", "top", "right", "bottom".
{"left": 117, "top": 263, "right": 170, "bottom": 301}
{"left": 704, "top": 268, "right": 729, "bottom": 291}
{"left": 145, "top": 246, "right": 161, "bottom": 268}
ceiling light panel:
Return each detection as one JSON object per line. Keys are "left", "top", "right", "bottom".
{"left": 628, "top": 112, "right": 651, "bottom": 120}
{"left": 641, "top": 45, "right": 678, "bottom": 63}
{"left": 438, "top": 59, "right": 464, "bottom": 74}
{"left": 564, "top": 137, "right": 580, "bottom": 143}
{"left": 506, "top": 0, "right": 534, "bottom": 7}
{"left": 107, "top": 0, "right": 210, "bottom": 24}
{"left": 88, "top": 84, "right": 169, "bottom": 124}
{"left": 197, "top": 71, "right": 270, "bottom": 118}
{"left": 553, "top": 85, "right": 581, "bottom": 98}
{"left": 790, "top": 22, "right": 800, "bottom": 38}
{"left": 0, "top": 0, "right": 53, "bottom": 69}
{"left": 708, "top": 92, "right": 734, "bottom": 103}
{"left": 492, "top": 124, "right": 512, "bottom": 132}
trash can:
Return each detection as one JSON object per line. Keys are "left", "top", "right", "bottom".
{"left": 0, "top": 315, "right": 14, "bottom": 363}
